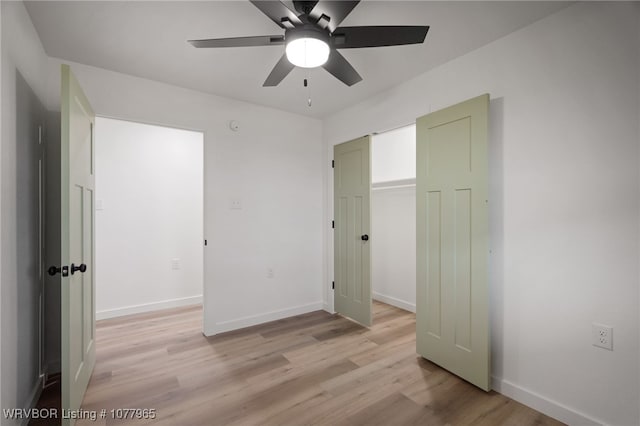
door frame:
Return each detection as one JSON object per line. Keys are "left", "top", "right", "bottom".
{"left": 41, "top": 113, "right": 207, "bottom": 395}
{"left": 327, "top": 128, "right": 414, "bottom": 318}
{"left": 92, "top": 114, "right": 207, "bottom": 328}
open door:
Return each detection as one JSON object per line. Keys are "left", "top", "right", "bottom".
{"left": 60, "top": 64, "right": 96, "bottom": 423}
{"left": 333, "top": 136, "right": 371, "bottom": 327}
{"left": 416, "top": 94, "right": 490, "bottom": 390}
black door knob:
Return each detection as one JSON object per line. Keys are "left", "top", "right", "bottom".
{"left": 48, "top": 265, "right": 69, "bottom": 277}
{"left": 71, "top": 263, "right": 87, "bottom": 275}
{"left": 361, "top": 234, "right": 369, "bottom": 241}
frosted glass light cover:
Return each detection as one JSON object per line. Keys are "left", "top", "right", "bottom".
{"left": 286, "top": 37, "right": 330, "bottom": 68}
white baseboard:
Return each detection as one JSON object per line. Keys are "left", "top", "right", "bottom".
{"left": 322, "top": 302, "right": 335, "bottom": 314}
{"left": 20, "top": 376, "right": 44, "bottom": 426}
{"left": 373, "top": 292, "right": 416, "bottom": 313}
{"left": 209, "top": 301, "right": 324, "bottom": 335}
{"left": 492, "top": 377, "right": 603, "bottom": 426}
{"left": 96, "top": 295, "right": 202, "bottom": 320}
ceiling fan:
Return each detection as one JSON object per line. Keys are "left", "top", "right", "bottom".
{"left": 188, "top": 1, "right": 429, "bottom": 87}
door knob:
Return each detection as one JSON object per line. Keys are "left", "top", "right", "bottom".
{"left": 71, "top": 263, "right": 87, "bottom": 275}
{"left": 48, "top": 265, "right": 69, "bottom": 277}
{"left": 361, "top": 234, "right": 369, "bottom": 241}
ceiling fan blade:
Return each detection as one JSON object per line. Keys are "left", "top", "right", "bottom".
{"left": 332, "top": 26, "right": 429, "bottom": 49}
{"left": 308, "top": 1, "right": 359, "bottom": 33}
{"left": 188, "top": 35, "right": 285, "bottom": 48}
{"left": 263, "top": 54, "right": 296, "bottom": 86}
{"left": 322, "top": 50, "right": 362, "bottom": 86}
{"left": 250, "top": 1, "right": 302, "bottom": 29}
{"left": 292, "top": 1, "right": 318, "bottom": 14}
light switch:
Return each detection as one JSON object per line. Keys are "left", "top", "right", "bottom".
{"left": 96, "top": 199, "right": 104, "bottom": 210}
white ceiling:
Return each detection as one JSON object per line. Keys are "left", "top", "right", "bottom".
{"left": 25, "top": 1, "right": 570, "bottom": 118}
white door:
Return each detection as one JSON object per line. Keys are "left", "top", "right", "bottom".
{"left": 334, "top": 136, "right": 372, "bottom": 326}
{"left": 416, "top": 94, "right": 490, "bottom": 390}
{"left": 60, "top": 64, "right": 96, "bottom": 423}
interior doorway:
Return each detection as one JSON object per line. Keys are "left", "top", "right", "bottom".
{"left": 332, "top": 126, "right": 416, "bottom": 327}
{"left": 332, "top": 96, "right": 490, "bottom": 391}
{"left": 370, "top": 124, "right": 417, "bottom": 314}
{"left": 39, "top": 114, "right": 205, "bottom": 417}
{"left": 94, "top": 117, "right": 204, "bottom": 321}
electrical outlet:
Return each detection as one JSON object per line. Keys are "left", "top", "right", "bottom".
{"left": 592, "top": 323, "right": 613, "bottom": 351}
{"left": 171, "top": 258, "right": 180, "bottom": 270}
{"left": 229, "top": 199, "right": 242, "bottom": 210}
{"left": 267, "top": 268, "right": 274, "bottom": 279}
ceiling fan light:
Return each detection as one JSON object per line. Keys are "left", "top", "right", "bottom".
{"left": 286, "top": 37, "right": 330, "bottom": 68}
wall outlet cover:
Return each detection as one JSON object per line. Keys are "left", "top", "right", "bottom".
{"left": 592, "top": 323, "right": 613, "bottom": 351}
{"left": 229, "top": 199, "right": 242, "bottom": 210}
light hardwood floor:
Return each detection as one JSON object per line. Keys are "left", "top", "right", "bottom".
{"left": 78, "top": 302, "right": 564, "bottom": 426}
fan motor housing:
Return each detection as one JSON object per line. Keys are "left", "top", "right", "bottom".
{"left": 285, "top": 26, "right": 330, "bottom": 46}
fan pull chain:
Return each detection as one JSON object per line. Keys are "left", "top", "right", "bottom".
{"left": 304, "top": 77, "right": 312, "bottom": 107}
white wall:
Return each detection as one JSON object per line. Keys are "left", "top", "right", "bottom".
{"left": 324, "top": 3, "right": 640, "bottom": 425}
{"left": 371, "top": 185, "right": 416, "bottom": 312}
{"left": 44, "top": 58, "right": 325, "bottom": 335}
{"left": 1, "top": 2, "right": 49, "bottom": 423}
{"left": 95, "top": 117, "right": 203, "bottom": 319}
{"left": 372, "top": 124, "right": 415, "bottom": 183}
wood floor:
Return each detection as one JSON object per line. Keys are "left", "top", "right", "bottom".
{"left": 76, "top": 302, "right": 564, "bottom": 426}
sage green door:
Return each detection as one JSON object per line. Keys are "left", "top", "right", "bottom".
{"left": 416, "top": 94, "right": 490, "bottom": 391}
{"left": 61, "top": 64, "right": 96, "bottom": 424}
{"left": 334, "top": 136, "right": 372, "bottom": 326}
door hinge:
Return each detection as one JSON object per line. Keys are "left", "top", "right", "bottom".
{"left": 331, "top": 160, "right": 334, "bottom": 168}
{"left": 332, "top": 281, "right": 335, "bottom": 290}
{"left": 204, "top": 239, "right": 208, "bottom": 246}
{"left": 331, "top": 220, "right": 334, "bottom": 229}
